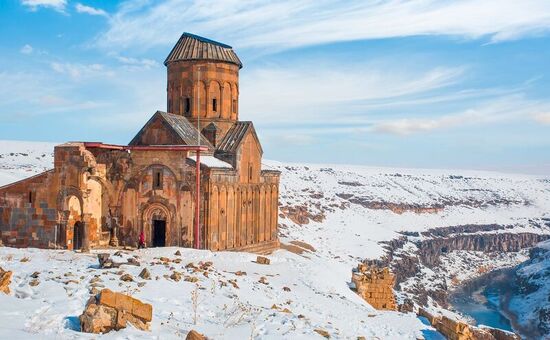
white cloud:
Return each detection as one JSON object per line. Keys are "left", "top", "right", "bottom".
{"left": 115, "top": 56, "right": 159, "bottom": 69}
{"left": 75, "top": 3, "right": 108, "bottom": 17}
{"left": 372, "top": 96, "right": 550, "bottom": 135}
{"left": 20, "top": 44, "right": 33, "bottom": 54}
{"left": 240, "top": 63, "right": 464, "bottom": 124}
{"left": 50, "top": 62, "right": 112, "bottom": 79}
{"left": 534, "top": 112, "right": 550, "bottom": 124}
{"left": 21, "top": 0, "right": 66, "bottom": 12}
{"left": 96, "top": 0, "right": 550, "bottom": 51}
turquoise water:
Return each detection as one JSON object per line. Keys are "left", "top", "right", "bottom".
{"left": 449, "top": 268, "right": 515, "bottom": 332}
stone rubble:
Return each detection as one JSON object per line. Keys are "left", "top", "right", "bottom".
{"left": 351, "top": 263, "right": 397, "bottom": 311}
{"left": 0, "top": 267, "right": 12, "bottom": 294}
{"left": 79, "top": 288, "right": 152, "bottom": 333}
{"left": 256, "top": 256, "right": 270, "bottom": 265}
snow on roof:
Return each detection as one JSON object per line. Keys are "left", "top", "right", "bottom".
{"left": 187, "top": 155, "right": 232, "bottom": 169}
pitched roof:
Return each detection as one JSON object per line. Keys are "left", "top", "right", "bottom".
{"left": 216, "top": 121, "right": 263, "bottom": 155}
{"left": 164, "top": 33, "right": 242, "bottom": 68}
{"left": 129, "top": 111, "right": 213, "bottom": 148}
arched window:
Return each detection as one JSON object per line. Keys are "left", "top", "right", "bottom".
{"left": 184, "top": 97, "right": 191, "bottom": 114}
{"left": 153, "top": 169, "right": 163, "bottom": 190}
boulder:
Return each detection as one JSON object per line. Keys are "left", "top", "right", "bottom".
{"left": 120, "top": 274, "right": 133, "bottom": 282}
{"left": 258, "top": 277, "right": 268, "bottom": 285}
{"left": 170, "top": 271, "right": 182, "bottom": 282}
{"left": 314, "top": 329, "right": 330, "bottom": 338}
{"left": 186, "top": 329, "right": 206, "bottom": 340}
{"left": 256, "top": 256, "right": 270, "bottom": 265}
{"left": 0, "top": 267, "right": 12, "bottom": 294}
{"left": 126, "top": 257, "right": 140, "bottom": 266}
{"left": 98, "top": 253, "right": 140, "bottom": 269}
{"left": 139, "top": 268, "right": 151, "bottom": 280}
{"left": 398, "top": 298, "right": 414, "bottom": 313}
{"left": 80, "top": 289, "right": 152, "bottom": 333}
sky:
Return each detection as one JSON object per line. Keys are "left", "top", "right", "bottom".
{"left": 0, "top": 0, "right": 549, "bottom": 174}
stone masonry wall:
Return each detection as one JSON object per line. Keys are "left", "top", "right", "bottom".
{"left": 351, "top": 264, "right": 397, "bottom": 310}
{"left": 418, "top": 308, "right": 520, "bottom": 340}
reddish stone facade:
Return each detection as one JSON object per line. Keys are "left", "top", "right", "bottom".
{"left": 0, "top": 33, "right": 280, "bottom": 253}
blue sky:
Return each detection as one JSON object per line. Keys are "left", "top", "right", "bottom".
{"left": 1, "top": 0, "right": 549, "bottom": 174}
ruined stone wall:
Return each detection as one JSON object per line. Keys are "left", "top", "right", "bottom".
{"left": 418, "top": 308, "right": 520, "bottom": 340}
{"left": 351, "top": 264, "right": 397, "bottom": 310}
{"left": 0, "top": 143, "right": 104, "bottom": 249}
{"left": 0, "top": 170, "right": 58, "bottom": 247}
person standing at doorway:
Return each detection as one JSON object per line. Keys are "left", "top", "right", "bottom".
{"left": 138, "top": 230, "right": 145, "bottom": 249}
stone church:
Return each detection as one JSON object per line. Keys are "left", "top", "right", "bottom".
{"left": 0, "top": 33, "right": 280, "bottom": 253}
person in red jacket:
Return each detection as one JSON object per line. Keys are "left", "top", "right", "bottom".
{"left": 138, "top": 230, "right": 145, "bottom": 249}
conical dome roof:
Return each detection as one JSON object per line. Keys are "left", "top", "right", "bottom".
{"left": 164, "top": 33, "right": 242, "bottom": 68}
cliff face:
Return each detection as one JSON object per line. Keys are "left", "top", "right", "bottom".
{"left": 417, "top": 232, "right": 550, "bottom": 267}
{"left": 367, "top": 222, "right": 550, "bottom": 307}
{"left": 507, "top": 240, "right": 550, "bottom": 338}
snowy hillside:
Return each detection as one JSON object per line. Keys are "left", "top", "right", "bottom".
{"left": 0, "top": 140, "right": 56, "bottom": 187}
{"left": 1, "top": 140, "right": 550, "bottom": 339}
{"left": 265, "top": 160, "right": 550, "bottom": 262}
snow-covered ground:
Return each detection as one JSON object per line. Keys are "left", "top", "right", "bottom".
{"left": 0, "top": 247, "right": 432, "bottom": 339}
{"left": 1, "top": 140, "right": 550, "bottom": 339}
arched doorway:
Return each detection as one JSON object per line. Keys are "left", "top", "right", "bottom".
{"left": 152, "top": 219, "right": 166, "bottom": 247}
{"left": 141, "top": 203, "right": 171, "bottom": 247}
{"left": 73, "top": 221, "right": 84, "bottom": 250}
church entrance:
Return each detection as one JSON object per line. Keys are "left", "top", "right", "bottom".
{"left": 73, "top": 221, "right": 84, "bottom": 250}
{"left": 152, "top": 219, "right": 166, "bottom": 247}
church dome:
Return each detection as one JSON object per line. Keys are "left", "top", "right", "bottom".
{"left": 164, "top": 32, "right": 242, "bottom": 68}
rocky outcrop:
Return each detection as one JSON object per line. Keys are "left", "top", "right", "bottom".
{"left": 509, "top": 242, "right": 550, "bottom": 338}
{"left": 0, "top": 267, "right": 12, "bottom": 294}
{"left": 351, "top": 264, "right": 397, "bottom": 310}
{"left": 347, "top": 199, "right": 444, "bottom": 214}
{"left": 418, "top": 308, "right": 520, "bottom": 340}
{"left": 417, "top": 233, "right": 550, "bottom": 267}
{"left": 340, "top": 195, "right": 527, "bottom": 214}
{"left": 80, "top": 289, "right": 152, "bottom": 333}
{"left": 365, "top": 224, "right": 550, "bottom": 309}
{"left": 279, "top": 205, "right": 325, "bottom": 225}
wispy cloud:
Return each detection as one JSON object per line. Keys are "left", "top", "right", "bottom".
{"left": 115, "top": 56, "right": 160, "bottom": 69}
{"left": 371, "top": 95, "right": 550, "bottom": 135}
{"left": 534, "top": 112, "right": 550, "bottom": 124}
{"left": 75, "top": 3, "right": 108, "bottom": 17}
{"left": 96, "top": 0, "right": 550, "bottom": 51}
{"left": 240, "top": 62, "right": 465, "bottom": 124}
{"left": 20, "top": 44, "right": 33, "bottom": 55}
{"left": 21, "top": 0, "right": 66, "bottom": 12}
{"left": 50, "top": 62, "right": 113, "bottom": 79}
